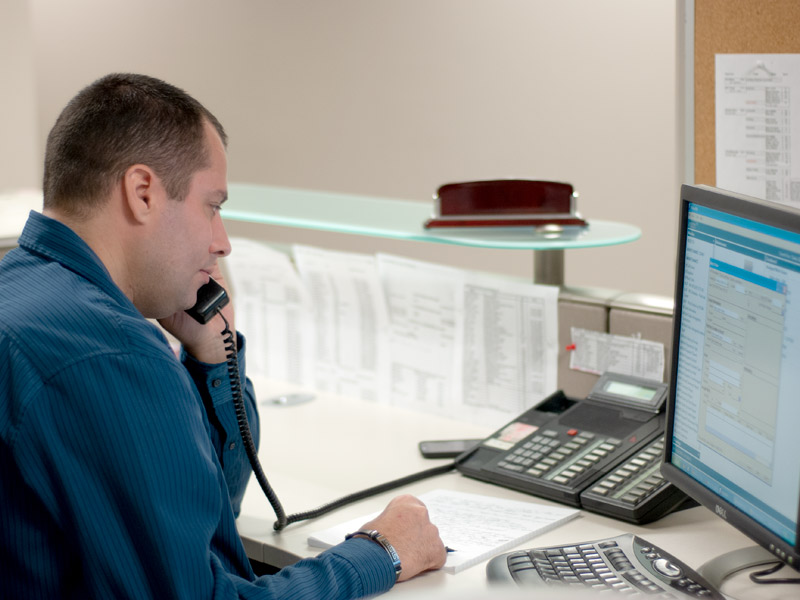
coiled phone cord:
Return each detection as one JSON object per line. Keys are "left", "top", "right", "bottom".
{"left": 219, "top": 312, "right": 288, "bottom": 530}
{"left": 218, "top": 310, "right": 460, "bottom": 532}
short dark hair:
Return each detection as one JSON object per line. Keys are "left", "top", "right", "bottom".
{"left": 43, "top": 73, "right": 227, "bottom": 215}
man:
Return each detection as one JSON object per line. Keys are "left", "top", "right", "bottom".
{"left": 0, "top": 73, "right": 445, "bottom": 599}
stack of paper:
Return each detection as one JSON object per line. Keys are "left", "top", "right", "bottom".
{"left": 226, "top": 238, "right": 560, "bottom": 428}
{"left": 307, "top": 489, "right": 580, "bottom": 574}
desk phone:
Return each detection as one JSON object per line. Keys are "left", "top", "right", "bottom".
{"left": 487, "top": 533, "right": 723, "bottom": 598}
{"left": 457, "top": 373, "right": 689, "bottom": 524}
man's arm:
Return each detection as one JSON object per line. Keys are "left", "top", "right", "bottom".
{"left": 16, "top": 351, "right": 399, "bottom": 599}
{"left": 181, "top": 336, "right": 258, "bottom": 515}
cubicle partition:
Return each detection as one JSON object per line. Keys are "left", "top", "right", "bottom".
{"left": 557, "top": 287, "right": 674, "bottom": 399}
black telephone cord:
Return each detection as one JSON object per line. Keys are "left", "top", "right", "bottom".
{"left": 217, "top": 311, "right": 458, "bottom": 532}
{"left": 219, "top": 313, "right": 288, "bottom": 530}
{"left": 277, "top": 461, "right": 456, "bottom": 529}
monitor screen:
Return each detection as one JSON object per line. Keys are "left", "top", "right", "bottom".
{"left": 663, "top": 185, "right": 800, "bottom": 571}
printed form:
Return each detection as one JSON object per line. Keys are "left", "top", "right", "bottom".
{"left": 716, "top": 54, "right": 800, "bottom": 205}
{"left": 569, "top": 327, "right": 665, "bottom": 382}
{"left": 378, "top": 255, "right": 559, "bottom": 426}
{"left": 226, "top": 243, "right": 559, "bottom": 425}
{"left": 377, "top": 254, "right": 463, "bottom": 415}
{"left": 456, "top": 273, "right": 559, "bottom": 426}
{"left": 225, "top": 238, "right": 315, "bottom": 387}
{"left": 292, "top": 245, "right": 389, "bottom": 403}
{"left": 308, "top": 489, "right": 579, "bottom": 574}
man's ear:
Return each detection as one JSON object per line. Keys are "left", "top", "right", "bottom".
{"left": 122, "top": 164, "right": 163, "bottom": 223}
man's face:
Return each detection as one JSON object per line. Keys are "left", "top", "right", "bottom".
{"left": 144, "top": 121, "right": 231, "bottom": 317}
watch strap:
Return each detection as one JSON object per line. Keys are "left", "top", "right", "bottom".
{"left": 345, "top": 529, "right": 402, "bottom": 581}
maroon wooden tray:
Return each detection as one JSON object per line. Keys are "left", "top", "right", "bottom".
{"left": 424, "top": 179, "right": 587, "bottom": 229}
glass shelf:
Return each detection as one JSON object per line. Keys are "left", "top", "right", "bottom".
{"left": 223, "top": 183, "right": 642, "bottom": 285}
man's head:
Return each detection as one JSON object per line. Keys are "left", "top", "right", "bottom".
{"left": 42, "top": 74, "right": 232, "bottom": 319}
{"left": 43, "top": 73, "right": 227, "bottom": 216}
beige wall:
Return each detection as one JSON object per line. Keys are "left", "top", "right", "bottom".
{"left": 25, "top": 0, "right": 682, "bottom": 296}
{"left": 0, "top": 0, "right": 38, "bottom": 191}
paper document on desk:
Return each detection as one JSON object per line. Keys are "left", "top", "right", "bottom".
{"left": 378, "top": 254, "right": 463, "bottom": 415}
{"left": 226, "top": 242, "right": 558, "bottom": 425}
{"left": 456, "top": 273, "right": 559, "bottom": 426}
{"left": 378, "top": 256, "right": 559, "bottom": 426}
{"left": 307, "top": 489, "right": 579, "bottom": 574}
{"left": 226, "top": 238, "right": 315, "bottom": 386}
{"left": 293, "top": 245, "right": 389, "bottom": 403}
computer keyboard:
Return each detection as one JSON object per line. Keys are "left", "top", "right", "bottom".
{"left": 486, "top": 533, "right": 723, "bottom": 598}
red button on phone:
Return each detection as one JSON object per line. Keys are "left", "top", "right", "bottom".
{"left": 567, "top": 428, "right": 578, "bottom": 436}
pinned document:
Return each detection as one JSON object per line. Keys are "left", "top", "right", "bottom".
{"left": 715, "top": 54, "right": 800, "bottom": 205}
{"left": 568, "top": 327, "right": 664, "bottom": 381}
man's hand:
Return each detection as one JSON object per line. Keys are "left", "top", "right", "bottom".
{"left": 360, "top": 495, "right": 446, "bottom": 582}
{"left": 158, "top": 264, "right": 235, "bottom": 364}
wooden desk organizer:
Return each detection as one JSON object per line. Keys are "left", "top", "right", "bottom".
{"left": 424, "top": 179, "right": 587, "bottom": 229}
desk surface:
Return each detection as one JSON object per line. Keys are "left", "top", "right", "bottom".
{"left": 238, "top": 377, "right": 795, "bottom": 599}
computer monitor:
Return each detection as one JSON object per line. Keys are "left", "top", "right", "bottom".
{"left": 662, "top": 184, "right": 800, "bottom": 576}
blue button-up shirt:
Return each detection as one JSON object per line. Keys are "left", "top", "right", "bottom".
{"left": 0, "top": 211, "right": 393, "bottom": 599}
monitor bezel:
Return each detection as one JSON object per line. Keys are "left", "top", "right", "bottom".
{"left": 662, "top": 184, "right": 800, "bottom": 572}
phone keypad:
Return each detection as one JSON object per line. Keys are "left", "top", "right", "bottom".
{"left": 495, "top": 429, "right": 621, "bottom": 485}
{"left": 586, "top": 438, "right": 666, "bottom": 505}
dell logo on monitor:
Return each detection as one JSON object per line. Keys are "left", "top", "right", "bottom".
{"left": 715, "top": 505, "right": 727, "bottom": 520}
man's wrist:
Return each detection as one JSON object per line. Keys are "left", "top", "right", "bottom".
{"left": 345, "top": 529, "right": 402, "bottom": 582}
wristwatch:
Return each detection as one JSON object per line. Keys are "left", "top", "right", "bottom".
{"left": 345, "top": 529, "right": 402, "bottom": 581}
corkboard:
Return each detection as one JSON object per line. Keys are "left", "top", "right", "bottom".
{"left": 694, "top": 0, "right": 800, "bottom": 185}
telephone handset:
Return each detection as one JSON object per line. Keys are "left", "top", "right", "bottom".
{"left": 186, "top": 278, "right": 230, "bottom": 324}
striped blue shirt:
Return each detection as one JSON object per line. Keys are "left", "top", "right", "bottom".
{"left": 0, "top": 211, "right": 394, "bottom": 599}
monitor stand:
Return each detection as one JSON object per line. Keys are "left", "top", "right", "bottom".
{"left": 698, "top": 545, "right": 781, "bottom": 589}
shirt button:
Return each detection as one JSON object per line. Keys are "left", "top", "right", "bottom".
{"left": 228, "top": 442, "right": 236, "bottom": 450}
{"left": 211, "top": 379, "right": 222, "bottom": 388}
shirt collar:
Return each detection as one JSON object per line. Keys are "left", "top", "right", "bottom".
{"left": 17, "top": 210, "right": 137, "bottom": 313}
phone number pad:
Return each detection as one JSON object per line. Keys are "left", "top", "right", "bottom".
{"left": 496, "top": 430, "right": 620, "bottom": 484}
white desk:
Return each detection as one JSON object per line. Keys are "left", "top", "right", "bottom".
{"left": 237, "top": 377, "right": 796, "bottom": 599}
